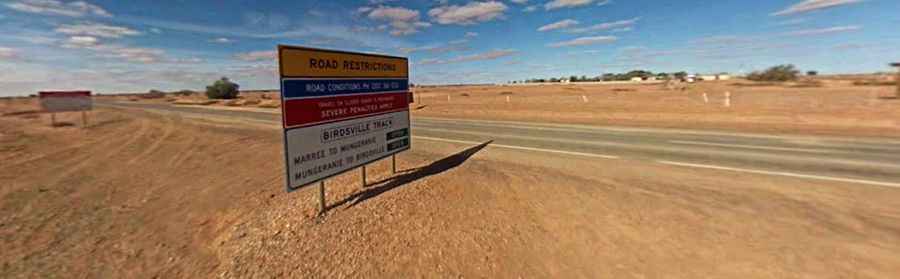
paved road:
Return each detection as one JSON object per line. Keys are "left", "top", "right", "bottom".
{"left": 99, "top": 101, "right": 900, "bottom": 188}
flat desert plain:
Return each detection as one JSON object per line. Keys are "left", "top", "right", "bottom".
{"left": 3, "top": 79, "right": 900, "bottom": 278}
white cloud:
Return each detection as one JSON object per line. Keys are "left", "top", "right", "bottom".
{"left": 417, "top": 49, "right": 518, "bottom": 65}
{"left": 356, "top": 6, "right": 374, "bottom": 14}
{"left": 428, "top": 1, "right": 508, "bottom": 25}
{"left": 149, "top": 28, "right": 162, "bottom": 34}
{"left": 782, "top": 25, "right": 861, "bottom": 36}
{"left": 537, "top": 19, "right": 579, "bottom": 32}
{"left": 547, "top": 36, "right": 617, "bottom": 47}
{"left": 596, "top": 0, "right": 611, "bottom": 6}
{"left": 0, "top": 47, "right": 18, "bottom": 60}
{"left": 566, "top": 17, "right": 639, "bottom": 33}
{"left": 235, "top": 50, "right": 277, "bottom": 62}
{"left": 545, "top": 0, "right": 595, "bottom": 10}
{"left": 465, "top": 31, "right": 479, "bottom": 38}
{"left": 55, "top": 22, "right": 141, "bottom": 38}
{"left": 171, "top": 57, "right": 204, "bottom": 64}
{"left": 212, "top": 37, "right": 234, "bottom": 43}
{"left": 104, "top": 47, "right": 164, "bottom": 63}
{"left": 399, "top": 40, "right": 470, "bottom": 54}
{"left": 62, "top": 39, "right": 168, "bottom": 63}
{"left": 511, "top": 0, "right": 529, "bottom": 4}
{"left": 63, "top": 36, "right": 99, "bottom": 48}
{"left": 367, "top": 6, "right": 431, "bottom": 36}
{"left": 772, "top": 0, "right": 863, "bottom": 16}
{"left": 4, "top": 0, "right": 111, "bottom": 17}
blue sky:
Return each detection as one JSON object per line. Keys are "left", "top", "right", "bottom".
{"left": 1, "top": 0, "right": 898, "bottom": 95}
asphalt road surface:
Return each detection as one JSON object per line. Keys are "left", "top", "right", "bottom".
{"left": 99, "top": 100, "right": 900, "bottom": 188}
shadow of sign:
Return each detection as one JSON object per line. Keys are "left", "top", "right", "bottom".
{"left": 327, "top": 140, "right": 493, "bottom": 211}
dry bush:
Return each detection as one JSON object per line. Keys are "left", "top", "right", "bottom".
{"left": 224, "top": 100, "right": 245, "bottom": 106}
{"left": 141, "top": 90, "right": 166, "bottom": 99}
{"left": 173, "top": 99, "right": 217, "bottom": 105}
{"left": 460, "top": 93, "right": 470, "bottom": 97}
{"left": 730, "top": 82, "right": 779, "bottom": 87}
{"left": 499, "top": 91, "right": 515, "bottom": 95}
{"left": 853, "top": 80, "right": 897, "bottom": 86}
{"left": 257, "top": 100, "right": 281, "bottom": 108}
{"left": 243, "top": 99, "right": 261, "bottom": 105}
{"left": 612, "top": 88, "right": 636, "bottom": 92}
{"left": 789, "top": 80, "right": 824, "bottom": 88}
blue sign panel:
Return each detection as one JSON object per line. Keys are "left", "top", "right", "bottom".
{"left": 282, "top": 78, "right": 409, "bottom": 99}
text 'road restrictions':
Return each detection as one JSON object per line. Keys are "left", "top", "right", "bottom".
{"left": 279, "top": 45, "right": 411, "bottom": 191}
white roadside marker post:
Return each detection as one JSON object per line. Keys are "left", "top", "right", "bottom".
{"left": 702, "top": 92, "right": 709, "bottom": 104}
{"left": 506, "top": 95, "right": 510, "bottom": 103}
{"left": 724, "top": 91, "right": 731, "bottom": 107}
{"left": 447, "top": 94, "right": 451, "bottom": 102}
{"left": 582, "top": 95, "right": 588, "bottom": 103}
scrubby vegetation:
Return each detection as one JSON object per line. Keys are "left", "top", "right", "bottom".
{"left": 746, "top": 65, "right": 800, "bottom": 82}
{"left": 206, "top": 77, "right": 240, "bottom": 99}
{"left": 142, "top": 89, "right": 166, "bottom": 99}
{"left": 174, "top": 90, "right": 196, "bottom": 96}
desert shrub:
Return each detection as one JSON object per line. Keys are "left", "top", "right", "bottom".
{"left": 257, "top": 100, "right": 281, "bottom": 108}
{"left": 142, "top": 89, "right": 166, "bottom": 99}
{"left": 806, "top": 71, "right": 818, "bottom": 76}
{"left": 746, "top": 64, "right": 800, "bottom": 82}
{"left": 612, "top": 88, "right": 636, "bottom": 92}
{"left": 789, "top": 80, "right": 824, "bottom": 88}
{"left": 174, "top": 90, "right": 196, "bottom": 96}
{"left": 206, "top": 77, "right": 240, "bottom": 99}
{"left": 460, "top": 93, "right": 470, "bottom": 97}
{"left": 499, "top": 91, "right": 514, "bottom": 95}
{"left": 852, "top": 80, "right": 897, "bottom": 86}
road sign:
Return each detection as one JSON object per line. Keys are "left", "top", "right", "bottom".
{"left": 39, "top": 91, "right": 92, "bottom": 112}
{"left": 278, "top": 45, "right": 411, "bottom": 191}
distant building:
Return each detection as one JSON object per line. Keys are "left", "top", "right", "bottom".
{"left": 696, "top": 74, "right": 731, "bottom": 81}
{"left": 630, "top": 77, "right": 643, "bottom": 82}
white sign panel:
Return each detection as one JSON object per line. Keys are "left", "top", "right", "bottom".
{"left": 285, "top": 110, "right": 410, "bottom": 187}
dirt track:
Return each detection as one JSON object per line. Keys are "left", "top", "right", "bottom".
{"left": 3, "top": 102, "right": 900, "bottom": 278}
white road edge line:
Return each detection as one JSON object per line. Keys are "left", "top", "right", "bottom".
{"left": 657, "top": 160, "right": 900, "bottom": 188}
{"left": 669, "top": 140, "right": 841, "bottom": 154}
{"left": 413, "top": 136, "right": 619, "bottom": 159}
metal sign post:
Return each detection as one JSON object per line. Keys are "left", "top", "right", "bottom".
{"left": 361, "top": 166, "right": 367, "bottom": 187}
{"left": 392, "top": 154, "right": 397, "bottom": 174}
{"left": 318, "top": 180, "right": 326, "bottom": 214}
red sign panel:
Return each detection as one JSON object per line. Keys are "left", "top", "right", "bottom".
{"left": 283, "top": 92, "right": 409, "bottom": 128}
